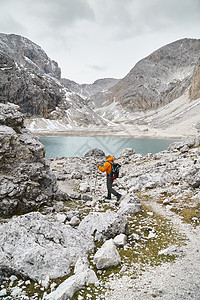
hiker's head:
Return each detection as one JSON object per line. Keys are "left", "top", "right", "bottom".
{"left": 105, "top": 155, "right": 114, "bottom": 161}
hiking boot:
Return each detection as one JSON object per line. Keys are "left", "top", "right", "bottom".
{"left": 116, "top": 194, "right": 122, "bottom": 202}
{"left": 105, "top": 196, "right": 111, "bottom": 199}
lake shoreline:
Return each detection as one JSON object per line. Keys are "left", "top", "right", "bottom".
{"left": 32, "top": 127, "right": 187, "bottom": 140}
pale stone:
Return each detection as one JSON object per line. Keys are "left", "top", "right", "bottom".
{"left": 44, "top": 258, "right": 98, "bottom": 300}
{"left": 79, "top": 182, "right": 90, "bottom": 193}
{"left": 0, "top": 212, "right": 94, "bottom": 282}
{"left": 94, "top": 239, "right": 121, "bottom": 269}
{"left": 78, "top": 211, "right": 128, "bottom": 242}
{"left": 0, "top": 288, "right": 7, "bottom": 297}
{"left": 114, "top": 234, "right": 127, "bottom": 246}
{"left": 69, "top": 216, "right": 80, "bottom": 226}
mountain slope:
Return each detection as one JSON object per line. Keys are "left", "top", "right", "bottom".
{"left": 190, "top": 57, "right": 200, "bottom": 100}
{"left": 89, "top": 38, "right": 200, "bottom": 115}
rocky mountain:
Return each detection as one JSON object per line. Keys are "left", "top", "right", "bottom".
{"left": 89, "top": 38, "right": 200, "bottom": 120}
{"left": 0, "top": 33, "right": 61, "bottom": 79}
{"left": 0, "top": 33, "right": 107, "bottom": 127}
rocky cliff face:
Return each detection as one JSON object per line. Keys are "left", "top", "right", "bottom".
{"left": 90, "top": 38, "right": 200, "bottom": 114}
{"left": 0, "top": 33, "right": 106, "bottom": 127}
{"left": 0, "top": 33, "right": 61, "bottom": 79}
{"left": 0, "top": 52, "right": 64, "bottom": 116}
{"left": 190, "top": 58, "right": 200, "bottom": 132}
{"left": 0, "top": 102, "right": 59, "bottom": 216}
{"left": 0, "top": 33, "right": 66, "bottom": 116}
{"left": 189, "top": 58, "right": 200, "bottom": 100}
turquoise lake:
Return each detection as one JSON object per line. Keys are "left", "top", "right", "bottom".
{"left": 39, "top": 136, "right": 179, "bottom": 158}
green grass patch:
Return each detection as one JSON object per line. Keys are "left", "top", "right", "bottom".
{"left": 119, "top": 205, "right": 182, "bottom": 271}
{"left": 172, "top": 203, "right": 200, "bottom": 225}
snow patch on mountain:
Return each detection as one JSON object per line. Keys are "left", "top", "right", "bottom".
{"left": 25, "top": 90, "right": 200, "bottom": 139}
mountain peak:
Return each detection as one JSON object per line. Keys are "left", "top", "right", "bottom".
{"left": 0, "top": 33, "right": 61, "bottom": 79}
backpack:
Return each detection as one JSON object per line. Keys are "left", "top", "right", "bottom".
{"left": 108, "top": 161, "right": 121, "bottom": 180}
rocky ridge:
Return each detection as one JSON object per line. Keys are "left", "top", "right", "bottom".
{"left": 0, "top": 103, "right": 200, "bottom": 299}
{"left": 0, "top": 33, "right": 61, "bottom": 79}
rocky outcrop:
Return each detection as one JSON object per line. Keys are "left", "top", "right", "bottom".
{"left": 0, "top": 103, "right": 59, "bottom": 216}
{"left": 44, "top": 257, "right": 99, "bottom": 300}
{"left": 189, "top": 58, "right": 200, "bottom": 100}
{"left": 78, "top": 211, "right": 129, "bottom": 242}
{"left": 84, "top": 147, "right": 105, "bottom": 157}
{"left": 0, "top": 43, "right": 65, "bottom": 116}
{"left": 0, "top": 33, "right": 66, "bottom": 116}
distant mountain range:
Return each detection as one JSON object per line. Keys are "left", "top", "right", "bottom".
{"left": 0, "top": 33, "right": 200, "bottom": 133}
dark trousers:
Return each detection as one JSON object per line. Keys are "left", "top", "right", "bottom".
{"left": 107, "top": 174, "right": 118, "bottom": 198}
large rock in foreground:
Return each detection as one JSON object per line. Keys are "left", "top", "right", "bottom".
{"left": 0, "top": 212, "right": 94, "bottom": 282}
{"left": 0, "top": 103, "right": 58, "bottom": 216}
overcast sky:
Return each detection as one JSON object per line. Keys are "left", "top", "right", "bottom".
{"left": 0, "top": 0, "right": 200, "bottom": 84}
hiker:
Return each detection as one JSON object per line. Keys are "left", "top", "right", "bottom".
{"left": 97, "top": 155, "right": 121, "bottom": 201}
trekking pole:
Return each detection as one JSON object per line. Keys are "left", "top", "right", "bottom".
{"left": 94, "top": 163, "right": 98, "bottom": 195}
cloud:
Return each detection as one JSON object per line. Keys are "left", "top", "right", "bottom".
{"left": 88, "top": 0, "right": 200, "bottom": 40}
{"left": 0, "top": 0, "right": 27, "bottom": 34}
{"left": 88, "top": 64, "right": 107, "bottom": 72}
{"left": 0, "top": 0, "right": 200, "bottom": 83}
{"left": 27, "top": 0, "right": 94, "bottom": 29}
{"left": 0, "top": 14, "right": 25, "bottom": 34}
{"left": 0, "top": 0, "right": 95, "bottom": 40}
{"left": 138, "top": 0, "right": 200, "bottom": 30}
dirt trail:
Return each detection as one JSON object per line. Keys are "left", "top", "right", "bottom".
{"left": 106, "top": 200, "right": 200, "bottom": 300}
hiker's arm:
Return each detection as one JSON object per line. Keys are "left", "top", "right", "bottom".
{"left": 98, "top": 162, "right": 109, "bottom": 172}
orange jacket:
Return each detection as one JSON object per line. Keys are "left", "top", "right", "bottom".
{"left": 98, "top": 156, "right": 114, "bottom": 174}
